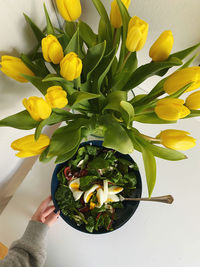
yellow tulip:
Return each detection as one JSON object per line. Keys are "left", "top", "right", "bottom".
{"left": 110, "top": 0, "right": 131, "bottom": 28}
{"left": 23, "top": 96, "right": 52, "bottom": 121}
{"left": 185, "top": 91, "right": 200, "bottom": 110}
{"left": 164, "top": 66, "right": 200, "bottom": 95}
{"left": 157, "top": 129, "right": 196, "bottom": 151}
{"left": 60, "top": 52, "right": 82, "bottom": 81}
{"left": 11, "top": 134, "right": 50, "bottom": 158}
{"left": 56, "top": 0, "right": 81, "bottom": 21}
{"left": 0, "top": 55, "right": 34, "bottom": 83}
{"left": 126, "top": 16, "right": 149, "bottom": 52}
{"left": 155, "top": 98, "right": 190, "bottom": 121}
{"left": 149, "top": 30, "right": 174, "bottom": 61}
{"left": 42, "top": 35, "right": 64, "bottom": 64}
{"left": 45, "top": 86, "right": 68, "bottom": 108}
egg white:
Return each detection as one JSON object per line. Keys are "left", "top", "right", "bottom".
{"left": 83, "top": 184, "right": 100, "bottom": 203}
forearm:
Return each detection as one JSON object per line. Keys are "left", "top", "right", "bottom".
{"left": 1, "top": 220, "right": 49, "bottom": 267}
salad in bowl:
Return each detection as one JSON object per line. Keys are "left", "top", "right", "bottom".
{"left": 51, "top": 141, "right": 142, "bottom": 234}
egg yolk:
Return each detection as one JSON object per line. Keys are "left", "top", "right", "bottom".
{"left": 107, "top": 198, "right": 113, "bottom": 203}
{"left": 86, "top": 192, "right": 93, "bottom": 202}
{"left": 90, "top": 202, "right": 96, "bottom": 209}
{"left": 70, "top": 183, "right": 79, "bottom": 189}
{"left": 114, "top": 187, "right": 123, "bottom": 192}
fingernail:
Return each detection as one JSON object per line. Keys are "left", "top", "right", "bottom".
{"left": 54, "top": 208, "right": 59, "bottom": 214}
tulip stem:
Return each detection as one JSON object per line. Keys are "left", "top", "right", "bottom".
{"left": 140, "top": 133, "right": 160, "bottom": 143}
{"left": 75, "top": 76, "right": 81, "bottom": 90}
{"left": 113, "top": 28, "right": 117, "bottom": 47}
{"left": 118, "top": 51, "right": 131, "bottom": 73}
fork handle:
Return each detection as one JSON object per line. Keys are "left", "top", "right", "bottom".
{"left": 123, "top": 195, "right": 174, "bottom": 204}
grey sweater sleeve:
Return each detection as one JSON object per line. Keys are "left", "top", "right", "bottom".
{"left": 0, "top": 220, "right": 49, "bottom": 267}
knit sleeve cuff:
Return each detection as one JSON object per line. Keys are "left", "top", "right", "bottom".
{"left": 21, "top": 220, "right": 49, "bottom": 246}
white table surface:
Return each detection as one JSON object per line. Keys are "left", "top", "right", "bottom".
{"left": 1, "top": 118, "right": 200, "bottom": 267}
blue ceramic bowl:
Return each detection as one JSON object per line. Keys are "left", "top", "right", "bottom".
{"left": 51, "top": 140, "right": 142, "bottom": 234}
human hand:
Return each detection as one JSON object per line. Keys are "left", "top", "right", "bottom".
{"left": 31, "top": 195, "right": 60, "bottom": 227}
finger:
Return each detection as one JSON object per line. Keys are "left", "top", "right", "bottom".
{"left": 43, "top": 205, "right": 55, "bottom": 218}
{"left": 39, "top": 195, "right": 52, "bottom": 211}
{"left": 45, "top": 210, "right": 60, "bottom": 227}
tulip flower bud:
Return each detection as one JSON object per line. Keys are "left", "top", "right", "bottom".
{"left": 60, "top": 52, "right": 82, "bottom": 81}
{"left": 155, "top": 98, "right": 190, "bottom": 121}
{"left": 42, "top": 35, "right": 64, "bottom": 64}
{"left": 149, "top": 30, "right": 174, "bottom": 62}
{"left": 23, "top": 96, "right": 52, "bottom": 121}
{"left": 126, "top": 16, "right": 149, "bottom": 52}
{"left": 157, "top": 129, "right": 196, "bottom": 151}
{"left": 0, "top": 55, "right": 34, "bottom": 83}
{"left": 164, "top": 66, "right": 200, "bottom": 95}
{"left": 45, "top": 86, "right": 68, "bottom": 108}
{"left": 110, "top": 0, "right": 131, "bottom": 28}
{"left": 56, "top": 0, "right": 81, "bottom": 21}
{"left": 185, "top": 91, "right": 200, "bottom": 110}
{"left": 11, "top": 134, "right": 50, "bottom": 158}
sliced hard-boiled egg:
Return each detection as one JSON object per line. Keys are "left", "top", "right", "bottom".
{"left": 69, "top": 178, "right": 83, "bottom": 201}
{"left": 69, "top": 178, "right": 80, "bottom": 190}
{"left": 108, "top": 186, "right": 123, "bottom": 195}
{"left": 72, "top": 190, "right": 84, "bottom": 201}
{"left": 83, "top": 184, "right": 100, "bottom": 203}
{"left": 106, "top": 194, "right": 120, "bottom": 203}
{"left": 96, "top": 188, "right": 105, "bottom": 208}
{"left": 103, "top": 180, "right": 108, "bottom": 202}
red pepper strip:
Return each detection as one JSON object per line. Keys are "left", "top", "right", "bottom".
{"left": 107, "top": 219, "right": 113, "bottom": 230}
{"left": 64, "top": 167, "right": 71, "bottom": 180}
{"left": 96, "top": 212, "right": 102, "bottom": 221}
{"left": 107, "top": 208, "right": 115, "bottom": 230}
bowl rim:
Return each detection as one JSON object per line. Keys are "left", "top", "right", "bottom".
{"left": 51, "top": 140, "right": 142, "bottom": 234}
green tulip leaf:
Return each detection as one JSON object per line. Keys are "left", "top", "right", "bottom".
{"left": 0, "top": 110, "right": 38, "bottom": 130}
{"left": 124, "top": 57, "right": 182, "bottom": 91}
{"left": 92, "top": 0, "right": 112, "bottom": 49}
{"left": 82, "top": 41, "right": 106, "bottom": 82}
{"left": 64, "top": 28, "right": 80, "bottom": 55}
{"left": 120, "top": 100, "right": 135, "bottom": 127}
{"left": 178, "top": 54, "right": 198, "bottom": 70}
{"left": 79, "top": 20, "right": 98, "bottom": 48}
{"left": 34, "top": 111, "right": 75, "bottom": 140}
{"left": 91, "top": 47, "right": 118, "bottom": 93}
{"left": 55, "top": 142, "right": 80, "bottom": 164}
{"left": 100, "top": 115, "right": 134, "bottom": 154}
{"left": 39, "top": 146, "right": 54, "bottom": 163}
{"left": 166, "top": 82, "right": 193, "bottom": 99}
{"left": 134, "top": 112, "right": 176, "bottom": 124}
{"left": 137, "top": 140, "right": 157, "bottom": 197}
{"left": 24, "top": 13, "right": 45, "bottom": 43}
{"left": 111, "top": 52, "right": 138, "bottom": 91}
{"left": 103, "top": 91, "right": 127, "bottom": 112}
{"left": 69, "top": 91, "right": 101, "bottom": 106}
{"left": 170, "top": 42, "right": 200, "bottom": 60}
{"left": 43, "top": 3, "right": 55, "bottom": 35}
{"left": 116, "top": 0, "right": 131, "bottom": 68}
{"left": 65, "top": 21, "right": 77, "bottom": 38}
{"left": 21, "top": 54, "right": 49, "bottom": 77}
{"left": 47, "top": 119, "right": 88, "bottom": 157}
{"left": 22, "top": 75, "right": 57, "bottom": 95}
{"left": 184, "top": 110, "right": 200, "bottom": 119}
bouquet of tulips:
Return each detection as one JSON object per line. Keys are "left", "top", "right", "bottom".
{"left": 0, "top": 0, "right": 200, "bottom": 197}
